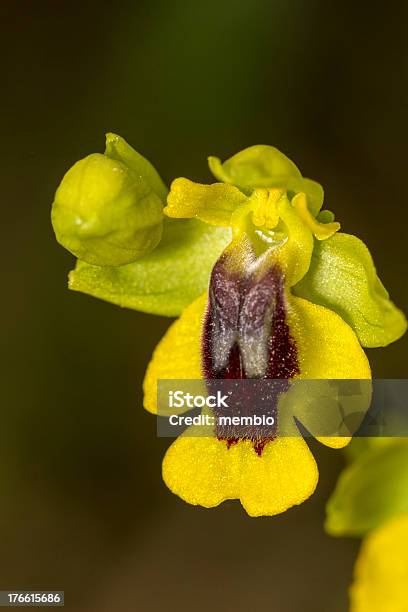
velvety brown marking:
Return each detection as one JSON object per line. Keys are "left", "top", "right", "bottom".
{"left": 202, "top": 246, "right": 299, "bottom": 455}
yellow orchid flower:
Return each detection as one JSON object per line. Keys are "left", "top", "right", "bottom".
{"left": 350, "top": 513, "right": 408, "bottom": 612}
{"left": 144, "top": 172, "right": 373, "bottom": 517}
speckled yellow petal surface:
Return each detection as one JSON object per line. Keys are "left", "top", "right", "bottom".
{"left": 350, "top": 514, "right": 408, "bottom": 612}
{"left": 237, "top": 437, "right": 318, "bottom": 516}
{"left": 288, "top": 296, "right": 370, "bottom": 379}
{"left": 162, "top": 435, "right": 318, "bottom": 517}
{"left": 287, "top": 296, "right": 371, "bottom": 448}
{"left": 162, "top": 435, "right": 237, "bottom": 508}
{"left": 143, "top": 294, "right": 206, "bottom": 413}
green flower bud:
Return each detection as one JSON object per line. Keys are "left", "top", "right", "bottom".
{"left": 51, "top": 135, "right": 165, "bottom": 266}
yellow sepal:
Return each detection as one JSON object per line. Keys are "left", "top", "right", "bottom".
{"left": 144, "top": 291, "right": 371, "bottom": 514}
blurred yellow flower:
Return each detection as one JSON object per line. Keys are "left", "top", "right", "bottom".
{"left": 350, "top": 513, "right": 408, "bottom": 612}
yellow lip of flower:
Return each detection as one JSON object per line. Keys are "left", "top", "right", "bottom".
{"left": 143, "top": 269, "right": 371, "bottom": 517}
{"left": 350, "top": 513, "right": 408, "bottom": 612}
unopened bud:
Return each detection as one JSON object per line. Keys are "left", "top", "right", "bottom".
{"left": 51, "top": 135, "right": 165, "bottom": 266}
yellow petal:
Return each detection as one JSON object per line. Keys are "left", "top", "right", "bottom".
{"left": 275, "top": 197, "right": 315, "bottom": 286}
{"left": 162, "top": 435, "right": 318, "bottom": 517}
{"left": 292, "top": 192, "right": 340, "bottom": 240}
{"left": 350, "top": 513, "right": 408, "bottom": 612}
{"left": 165, "top": 178, "right": 247, "bottom": 226}
{"left": 143, "top": 294, "right": 206, "bottom": 413}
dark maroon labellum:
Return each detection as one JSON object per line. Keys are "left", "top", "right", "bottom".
{"left": 202, "top": 240, "right": 299, "bottom": 455}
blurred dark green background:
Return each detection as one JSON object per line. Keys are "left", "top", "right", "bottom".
{"left": 1, "top": 1, "right": 407, "bottom": 611}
